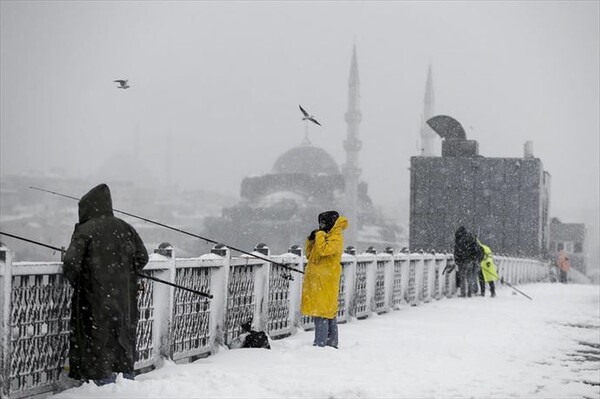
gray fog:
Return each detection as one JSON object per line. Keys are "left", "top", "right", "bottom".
{"left": 1, "top": 1, "right": 598, "bottom": 226}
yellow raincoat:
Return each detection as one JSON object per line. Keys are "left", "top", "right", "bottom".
{"left": 301, "top": 216, "right": 348, "bottom": 319}
{"left": 479, "top": 242, "right": 498, "bottom": 283}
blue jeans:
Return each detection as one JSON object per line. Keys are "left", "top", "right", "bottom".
{"left": 313, "top": 317, "right": 338, "bottom": 348}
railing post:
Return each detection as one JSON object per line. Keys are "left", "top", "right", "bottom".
{"left": 433, "top": 253, "right": 446, "bottom": 300}
{"left": 343, "top": 247, "right": 357, "bottom": 319}
{"left": 398, "top": 250, "right": 411, "bottom": 305}
{"left": 410, "top": 251, "right": 425, "bottom": 306}
{"left": 364, "top": 247, "right": 377, "bottom": 315}
{"left": 152, "top": 243, "right": 175, "bottom": 365}
{"left": 287, "top": 245, "right": 303, "bottom": 331}
{"left": 353, "top": 249, "right": 371, "bottom": 319}
{"left": 0, "top": 245, "right": 12, "bottom": 398}
{"left": 209, "top": 244, "right": 230, "bottom": 353}
{"left": 443, "top": 254, "right": 456, "bottom": 298}
{"left": 339, "top": 253, "right": 355, "bottom": 322}
{"left": 253, "top": 243, "right": 270, "bottom": 333}
{"left": 421, "top": 252, "right": 434, "bottom": 303}
{"left": 383, "top": 247, "right": 395, "bottom": 313}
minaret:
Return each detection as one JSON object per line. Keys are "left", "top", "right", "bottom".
{"left": 343, "top": 45, "right": 362, "bottom": 247}
{"left": 420, "top": 62, "right": 436, "bottom": 156}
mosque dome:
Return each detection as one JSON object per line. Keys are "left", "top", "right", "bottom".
{"left": 272, "top": 144, "right": 340, "bottom": 175}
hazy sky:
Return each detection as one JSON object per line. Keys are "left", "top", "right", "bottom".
{"left": 1, "top": 1, "right": 598, "bottom": 222}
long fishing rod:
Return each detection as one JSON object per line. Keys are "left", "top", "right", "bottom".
{"left": 0, "top": 231, "right": 213, "bottom": 299}
{"left": 30, "top": 186, "right": 304, "bottom": 275}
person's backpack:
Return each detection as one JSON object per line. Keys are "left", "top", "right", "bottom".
{"left": 243, "top": 330, "right": 271, "bottom": 349}
{"left": 229, "top": 320, "right": 271, "bottom": 349}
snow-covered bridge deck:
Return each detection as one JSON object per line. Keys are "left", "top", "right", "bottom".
{"left": 52, "top": 283, "right": 599, "bottom": 399}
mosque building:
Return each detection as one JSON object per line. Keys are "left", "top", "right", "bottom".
{"left": 202, "top": 46, "right": 401, "bottom": 255}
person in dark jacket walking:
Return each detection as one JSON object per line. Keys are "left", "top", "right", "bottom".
{"left": 453, "top": 226, "right": 483, "bottom": 297}
{"left": 63, "top": 184, "right": 149, "bottom": 385}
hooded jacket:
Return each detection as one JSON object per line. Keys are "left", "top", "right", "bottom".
{"left": 453, "top": 227, "right": 483, "bottom": 265}
{"left": 63, "top": 184, "right": 148, "bottom": 380}
{"left": 301, "top": 216, "right": 348, "bottom": 319}
{"left": 479, "top": 241, "right": 498, "bottom": 283}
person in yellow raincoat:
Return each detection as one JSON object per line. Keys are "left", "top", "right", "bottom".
{"left": 478, "top": 240, "right": 498, "bottom": 297}
{"left": 301, "top": 211, "right": 348, "bottom": 348}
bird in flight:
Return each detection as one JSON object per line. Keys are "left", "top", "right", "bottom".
{"left": 114, "top": 79, "right": 130, "bottom": 89}
{"left": 299, "top": 105, "right": 321, "bottom": 126}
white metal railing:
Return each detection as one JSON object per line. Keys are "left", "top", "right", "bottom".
{"left": 0, "top": 245, "right": 549, "bottom": 399}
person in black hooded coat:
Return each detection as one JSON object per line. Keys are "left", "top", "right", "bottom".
{"left": 63, "top": 184, "right": 149, "bottom": 384}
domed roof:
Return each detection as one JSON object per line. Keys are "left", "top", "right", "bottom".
{"left": 272, "top": 144, "right": 340, "bottom": 175}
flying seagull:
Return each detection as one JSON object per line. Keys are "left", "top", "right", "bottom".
{"left": 114, "top": 79, "right": 130, "bottom": 89}
{"left": 299, "top": 105, "right": 321, "bottom": 126}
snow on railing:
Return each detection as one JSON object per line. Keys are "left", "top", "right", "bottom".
{"left": 0, "top": 245, "right": 549, "bottom": 399}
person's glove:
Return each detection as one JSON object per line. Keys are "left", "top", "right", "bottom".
{"left": 308, "top": 229, "right": 318, "bottom": 241}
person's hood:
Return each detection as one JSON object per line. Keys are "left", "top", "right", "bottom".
{"left": 331, "top": 216, "right": 348, "bottom": 232}
{"left": 78, "top": 183, "right": 114, "bottom": 223}
{"left": 318, "top": 210, "right": 340, "bottom": 232}
{"left": 455, "top": 226, "right": 467, "bottom": 239}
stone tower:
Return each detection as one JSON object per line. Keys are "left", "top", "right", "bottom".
{"left": 343, "top": 45, "right": 362, "bottom": 246}
{"left": 420, "top": 62, "right": 436, "bottom": 156}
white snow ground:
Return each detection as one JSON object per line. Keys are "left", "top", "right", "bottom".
{"left": 53, "top": 283, "right": 599, "bottom": 399}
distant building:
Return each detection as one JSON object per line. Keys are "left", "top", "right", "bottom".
{"left": 0, "top": 171, "right": 236, "bottom": 260}
{"left": 549, "top": 218, "right": 587, "bottom": 274}
{"left": 410, "top": 123, "right": 552, "bottom": 258}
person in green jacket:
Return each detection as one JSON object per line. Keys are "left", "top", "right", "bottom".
{"left": 478, "top": 240, "right": 498, "bottom": 297}
{"left": 301, "top": 211, "right": 348, "bottom": 348}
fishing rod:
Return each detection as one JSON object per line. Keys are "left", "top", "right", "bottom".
{"left": 0, "top": 231, "right": 65, "bottom": 255}
{"left": 30, "top": 186, "right": 304, "bottom": 275}
{"left": 0, "top": 231, "right": 213, "bottom": 299}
